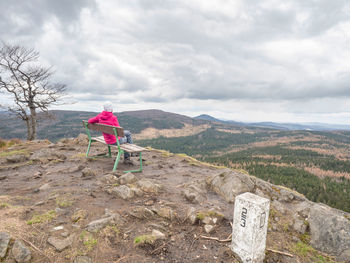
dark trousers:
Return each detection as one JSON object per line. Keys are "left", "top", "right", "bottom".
{"left": 110, "top": 130, "right": 133, "bottom": 159}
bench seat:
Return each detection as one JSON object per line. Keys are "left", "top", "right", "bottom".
{"left": 92, "top": 136, "right": 145, "bottom": 152}
{"left": 83, "top": 121, "right": 147, "bottom": 172}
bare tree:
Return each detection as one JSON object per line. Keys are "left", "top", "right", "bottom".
{"left": 0, "top": 43, "right": 66, "bottom": 140}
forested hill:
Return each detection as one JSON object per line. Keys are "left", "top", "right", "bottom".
{"left": 1, "top": 109, "right": 350, "bottom": 212}
{"left": 0, "top": 109, "right": 208, "bottom": 141}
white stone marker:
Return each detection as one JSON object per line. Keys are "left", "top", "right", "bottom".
{"left": 231, "top": 192, "right": 270, "bottom": 263}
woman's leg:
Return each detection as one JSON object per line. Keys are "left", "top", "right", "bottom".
{"left": 124, "top": 130, "right": 133, "bottom": 144}
{"left": 120, "top": 130, "right": 133, "bottom": 159}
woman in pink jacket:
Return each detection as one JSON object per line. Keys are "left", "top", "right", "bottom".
{"left": 88, "top": 103, "right": 133, "bottom": 163}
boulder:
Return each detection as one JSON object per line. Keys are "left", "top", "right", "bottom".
{"left": 182, "top": 181, "right": 207, "bottom": 204}
{"left": 137, "top": 179, "right": 162, "bottom": 194}
{"left": 207, "top": 170, "right": 255, "bottom": 203}
{"left": 47, "top": 235, "right": 74, "bottom": 252}
{"left": 100, "top": 174, "right": 119, "bottom": 184}
{"left": 309, "top": 204, "right": 350, "bottom": 261}
{"left": 292, "top": 217, "right": 307, "bottom": 234}
{"left": 12, "top": 240, "right": 31, "bottom": 263}
{"left": 111, "top": 185, "right": 135, "bottom": 200}
{"left": 6, "top": 155, "right": 28, "bottom": 163}
{"left": 0, "top": 232, "right": 10, "bottom": 259}
{"left": 276, "top": 187, "right": 306, "bottom": 202}
{"left": 86, "top": 213, "right": 119, "bottom": 232}
{"left": 155, "top": 207, "right": 177, "bottom": 221}
{"left": 118, "top": 172, "right": 137, "bottom": 185}
{"left": 74, "top": 134, "right": 89, "bottom": 146}
{"left": 129, "top": 207, "right": 155, "bottom": 219}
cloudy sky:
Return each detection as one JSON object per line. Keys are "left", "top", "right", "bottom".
{"left": 1, "top": 0, "right": 350, "bottom": 124}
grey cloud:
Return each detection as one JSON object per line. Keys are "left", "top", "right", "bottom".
{"left": 2, "top": 0, "right": 350, "bottom": 111}
{"left": 0, "top": 0, "right": 96, "bottom": 40}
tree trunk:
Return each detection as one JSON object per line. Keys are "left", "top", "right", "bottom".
{"left": 25, "top": 117, "right": 32, "bottom": 141}
{"left": 29, "top": 107, "right": 37, "bottom": 141}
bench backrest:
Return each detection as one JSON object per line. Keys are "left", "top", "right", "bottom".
{"left": 83, "top": 121, "right": 125, "bottom": 137}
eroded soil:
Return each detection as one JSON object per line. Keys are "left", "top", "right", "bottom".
{"left": 0, "top": 138, "right": 337, "bottom": 263}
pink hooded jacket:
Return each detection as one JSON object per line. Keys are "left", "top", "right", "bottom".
{"left": 88, "top": 111, "right": 120, "bottom": 144}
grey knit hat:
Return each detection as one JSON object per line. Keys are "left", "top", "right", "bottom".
{"left": 103, "top": 102, "right": 113, "bottom": 112}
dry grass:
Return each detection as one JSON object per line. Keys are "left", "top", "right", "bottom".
{"left": 134, "top": 124, "right": 210, "bottom": 140}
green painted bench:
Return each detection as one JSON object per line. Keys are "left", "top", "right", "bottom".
{"left": 83, "top": 121, "right": 147, "bottom": 173}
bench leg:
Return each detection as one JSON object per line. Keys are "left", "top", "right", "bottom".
{"left": 124, "top": 152, "right": 143, "bottom": 173}
{"left": 86, "top": 140, "right": 92, "bottom": 157}
{"left": 108, "top": 146, "right": 112, "bottom": 158}
{"left": 113, "top": 151, "right": 122, "bottom": 172}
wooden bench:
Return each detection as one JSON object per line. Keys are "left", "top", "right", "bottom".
{"left": 83, "top": 121, "right": 147, "bottom": 172}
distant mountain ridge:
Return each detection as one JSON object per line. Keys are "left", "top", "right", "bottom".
{"left": 1, "top": 109, "right": 350, "bottom": 142}
{"left": 195, "top": 114, "right": 350, "bottom": 131}
{"left": 0, "top": 109, "right": 208, "bottom": 141}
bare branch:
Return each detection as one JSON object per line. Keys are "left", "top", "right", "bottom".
{"left": 0, "top": 42, "right": 66, "bottom": 140}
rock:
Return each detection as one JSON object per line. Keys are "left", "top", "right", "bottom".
{"left": 135, "top": 230, "right": 166, "bottom": 246}
{"left": 130, "top": 187, "right": 143, "bottom": 197}
{"left": 202, "top": 216, "right": 212, "bottom": 225}
{"left": 294, "top": 201, "right": 313, "bottom": 218}
{"left": 0, "top": 232, "right": 11, "bottom": 259}
{"left": 30, "top": 149, "right": 54, "bottom": 163}
{"left": 182, "top": 181, "right": 207, "bottom": 204}
{"left": 74, "top": 256, "right": 93, "bottom": 263}
{"left": 61, "top": 232, "right": 69, "bottom": 238}
{"left": 207, "top": 170, "right": 255, "bottom": 203}
{"left": 81, "top": 168, "right": 96, "bottom": 178}
{"left": 156, "top": 207, "right": 176, "bottom": 221}
{"left": 137, "top": 179, "right": 162, "bottom": 194}
{"left": 72, "top": 210, "right": 88, "bottom": 223}
{"left": 74, "top": 134, "right": 89, "bottom": 146}
{"left": 309, "top": 204, "right": 350, "bottom": 260}
{"left": 39, "top": 183, "right": 50, "bottom": 191}
{"left": 6, "top": 155, "right": 28, "bottom": 163}
{"left": 204, "top": 224, "right": 215, "bottom": 234}
{"left": 271, "top": 200, "right": 286, "bottom": 215}
{"left": 129, "top": 207, "right": 155, "bottom": 219}
{"left": 112, "top": 185, "right": 134, "bottom": 200}
{"left": 51, "top": 226, "right": 64, "bottom": 231}
{"left": 186, "top": 207, "right": 198, "bottom": 225}
{"left": 277, "top": 187, "right": 306, "bottom": 202}
{"left": 85, "top": 213, "right": 119, "bottom": 232}
{"left": 53, "top": 152, "right": 67, "bottom": 160}
{"left": 47, "top": 235, "right": 74, "bottom": 252}
{"left": 118, "top": 172, "right": 137, "bottom": 185}
{"left": 12, "top": 240, "right": 31, "bottom": 263}
{"left": 68, "top": 164, "right": 85, "bottom": 173}
{"left": 33, "top": 171, "right": 42, "bottom": 179}
{"left": 100, "top": 174, "right": 119, "bottom": 184}
{"left": 292, "top": 217, "right": 307, "bottom": 234}
{"left": 151, "top": 229, "right": 166, "bottom": 240}
{"left": 197, "top": 210, "right": 224, "bottom": 225}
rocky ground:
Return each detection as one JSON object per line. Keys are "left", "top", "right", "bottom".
{"left": 0, "top": 135, "right": 349, "bottom": 263}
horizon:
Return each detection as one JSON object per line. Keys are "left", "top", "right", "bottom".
{"left": 2, "top": 107, "right": 350, "bottom": 128}
{"left": 1, "top": 1, "right": 350, "bottom": 125}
